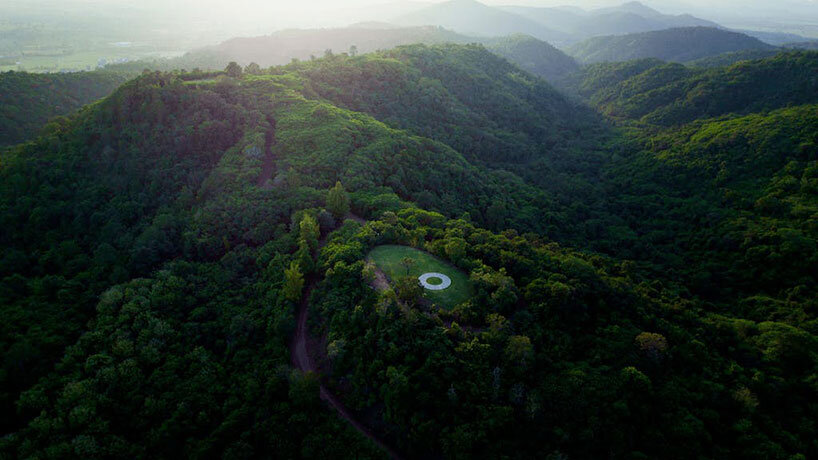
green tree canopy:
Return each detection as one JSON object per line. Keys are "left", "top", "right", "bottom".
{"left": 283, "top": 261, "right": 305, "bottom": 303}
{"left": 225, "top": 61, "right": 243, "bottom": 78}
{"left": 327, "top": 181, "right": 350, "bottom": 220}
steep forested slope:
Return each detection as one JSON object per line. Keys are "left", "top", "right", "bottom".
{"left": 559, "top": 51, "right": 818, "bottom": 306}
{"left": 287, "top": 43, "right": 609, "bottom": 238}
{"left": 0, "top": 70, "right": 130, "bottom": 146}
{"left": 604, "top": 106, "right": 818, "bottom": 300}
{"left": 565, "top": 51, "right": 818, "bottom": 126}
{"left": 568, "top": 27, "right": 775, "bottom": 64}
{"left": 0, "top": 71, "right": 397, "bottom": 458}
{"left": 485, "top": 34, "right": 580, "bottom": 82}
{"left": 686, "top": 48, "right": 781, "bottom": 68}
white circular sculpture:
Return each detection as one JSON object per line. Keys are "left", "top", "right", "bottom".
{"left": 418, "top": 272, "right": 452, "bottom": 291}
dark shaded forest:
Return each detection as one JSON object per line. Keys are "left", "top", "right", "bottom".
{"left": 0, "top": 70, "right": 132, "bottom": 147}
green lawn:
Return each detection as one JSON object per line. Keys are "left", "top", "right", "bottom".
{"left": 367, "top": 245, "right": 472, "bottom": 309}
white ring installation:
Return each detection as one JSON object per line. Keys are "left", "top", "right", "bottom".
{"left": 418, "top": 272, "right": 452, "bottom": 290}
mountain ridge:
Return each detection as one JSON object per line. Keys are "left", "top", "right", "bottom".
{"left": 568, "top": 26, "right": 776, "bottom": 64}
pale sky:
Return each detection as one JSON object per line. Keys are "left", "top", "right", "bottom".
{"left": 2, "top": 0, "right": 816, "bottom": 40}
{"left": 138, "top": 0, "right": 818, "bottom": 25}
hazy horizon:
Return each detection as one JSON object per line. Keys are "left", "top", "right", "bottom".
{"left": 1, "top": 0, "right": 815, "bottom": 73}
{"left": 3, "top": 0, "right": 816, "bottom": 33}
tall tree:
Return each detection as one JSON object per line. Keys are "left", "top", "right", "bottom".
{"left": 283, "top": 261, "right": 304, "bottom": 303}
{"left": 225, "top": 61, "right": 242, "bottom": 78}
{"left": 244, "top": 62, "right": 261, "bottom": 75}
{"left": 299, "top": 214, "right": 320, "bottom": 252}
{"left": 327, "top": 181, "right": 350, "bottom": 220}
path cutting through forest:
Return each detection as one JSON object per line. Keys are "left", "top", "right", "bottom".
{"left": 256, "top": 116, "right": 277, "bottom": 189}
{"left": 290, "top": 214, "right": 402, "bottom": 459}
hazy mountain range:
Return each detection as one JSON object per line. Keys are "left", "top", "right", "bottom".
{"left": 387, "top": 0, "right": 818, "bottom": 46}
{"left": 391, "top": 0, "right": 721, "bottom": 45}
{"left": 175, "top": 24, "right": 581, "bottom": 82}
{"left": 568, "top": 27, "right": 776, "bottom": 64}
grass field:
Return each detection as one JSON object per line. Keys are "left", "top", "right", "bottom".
{"left": 368, "top": 245, "right": 472, "bottom": 309}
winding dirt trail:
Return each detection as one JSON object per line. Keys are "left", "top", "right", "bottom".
{"left": 256, "top": 116, "right": 277, "bottom": 189}
{"left": 290, "top": 214, "right": 402, "bottom": 459}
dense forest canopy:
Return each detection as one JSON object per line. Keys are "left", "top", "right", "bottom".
{"left": 483, "top": 34, "right": 580, "bottom": 83}
{"left": 561, "top": 51, "right": 818, "bottom": 126}
{"left": 0, "top": 30, "right": 582, "bottom": 147}
{"left": 0, "top": 70, "right": 132, "bottom": 146}
{"left": 0, "top": 34, "right": 816, "bottom": 460}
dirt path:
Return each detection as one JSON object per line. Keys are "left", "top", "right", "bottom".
{"left": 256, "top": 116, "right": 277, "bottom": 189}
{"left": 291, "top": 278, "right": 317, "bottom": 373}
{"left": 289, "top": 215, "right": 401, "bottom": 459}
{"left": 370, "top": 266, "right": 391, "bottom": 292}
{"left": 345, "top": 212, "right": 367, "bottom": 225}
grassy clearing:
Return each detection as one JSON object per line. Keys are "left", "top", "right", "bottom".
{"left": 368, "top": 245, "right": 472, "bottom": 309}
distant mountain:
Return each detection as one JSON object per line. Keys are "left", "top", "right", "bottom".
{"left": 177, "top": 25, "right": 473, "bottom": 69}
{"left": 484, "top": 34, "right": 579, "bottom": 82}
{"left": 593, "top": 0, "right": 665, "bottom": 17}
{"left": 494, "top": 5, "right": 585, "bottom": 36}
{"left": 568, "top": 27, "right": 776, "bottom": 64}
{"left": 784, "top": 40, "right": 818, "bottom": 50}
{"left": 740, "top": 29, "right": 810, "bottom": 46}
{"left": 393, "top": 0, "right": 567, "bottom": 42}
{"left": 500, "top": 1, "right": 718, "bottom": 42}
{"left": 175, "top": 26, "right": 578, "bottom": 83}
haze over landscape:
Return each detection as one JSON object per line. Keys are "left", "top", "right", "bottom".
{"left": 1, "top": 0, "right": 818, "bottom": 458}
{"left": 2, "top": 0, "right": 817, "bottom": 72}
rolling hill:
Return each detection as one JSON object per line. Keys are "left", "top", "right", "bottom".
{"left": 0, "top": 27, "right": 583, "bottom": 149}
{"left": 484, "top": 34, "right": 580, "bottom": 82}
{"left": 177, "top": 26, "right": 579, "bottom": 83}
{"left": 563, "top": 51, "right": 818, "bottom": 125}
{"left": 785, "top": 40, "right": 818, "bottom": 50}
{"left": 685, "top": 48, "right": 782, "bottom": 67}
{"left": 568, "top": 26, "right": 776, "bottom": 64}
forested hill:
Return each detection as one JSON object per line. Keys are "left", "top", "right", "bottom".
{"left": 686, "top": 48, "right": 781, "bottom": 68}
{"left": 568, "top": 26, "right": 776, "bottom": 64}
{"left": 177, "top": 27, "right": 579, "bottom": 83}
{"left": 562, "top": 51, "right": 818, "bottom": 125}
{"left": 291, "top": 43, "right": 594, "bottom": 168}
{"left": 285, "top": 43, "right": 609, "bottom": 240}
{"left": 484, "top": 34, "right": 580, "bottom": 82}
{"left": 1, "top": 43, "right": 817, "bottom": 458}
{"left": 0, "top": 30, "right": 582, "bottom": 149}
{"left": 0, "top": 70, "right": 131, "bottom": 146}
